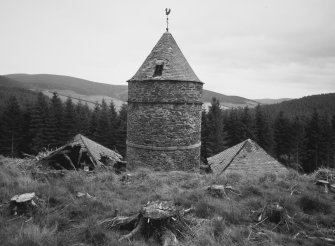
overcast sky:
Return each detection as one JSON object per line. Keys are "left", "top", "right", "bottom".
{"left": 1, "top": 0, "right": 335, "bottom": 99}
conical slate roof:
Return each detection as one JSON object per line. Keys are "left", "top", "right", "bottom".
{"left": 208, "top": 139, "right": 287, "bottom": 176}
{"left": 128, "top": 32, "right": 202, "bottom": 83}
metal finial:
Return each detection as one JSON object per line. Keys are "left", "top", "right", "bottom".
{"left": 165, "top": 8, "right": 171, "bottom": 32}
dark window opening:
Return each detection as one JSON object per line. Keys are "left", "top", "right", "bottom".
{"left": 153, "top": 64, "right": 164, "bottom": 77}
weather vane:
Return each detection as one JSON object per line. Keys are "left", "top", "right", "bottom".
{"left": 165, "top": 8, "right": 171, "bottom": 32}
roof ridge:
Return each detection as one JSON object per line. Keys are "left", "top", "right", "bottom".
{"left": 218, "top": 140, "right": 249, "bottom": 175}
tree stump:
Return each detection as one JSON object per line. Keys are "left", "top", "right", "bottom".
{"left": 10, "top": 192, "right": 37, "bottom": 216}
{"left": 264, "top": 203, "right": 284, "bottom": 223}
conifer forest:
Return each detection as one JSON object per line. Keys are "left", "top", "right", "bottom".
{"left": 1, "top": 91, "right": 334, "bottom": 174}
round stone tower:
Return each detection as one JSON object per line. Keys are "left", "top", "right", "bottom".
{"left": 127, "top": 31, "right": 203, "bottom": 171}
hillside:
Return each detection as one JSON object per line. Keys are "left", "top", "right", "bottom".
{"left": 0, "top": 157, "right": 334, "bottom": 246}
{"left": 0, "top": 76, "right": 44, "bottom": 113}
{"left": 261, "top": 93, "right": 335, "bottom": 118}
{"left": 5, "top": 74, "right": 128, "bottom": 100}
{"left": 254, "top": 98, "right": 292, "bottom": 105}
{"left": 3, "top": 74, "right": 258, "bottom": 108}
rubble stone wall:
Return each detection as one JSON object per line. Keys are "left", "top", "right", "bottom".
{"left": 127, "top": 80, "right": 203, "bottom": 170}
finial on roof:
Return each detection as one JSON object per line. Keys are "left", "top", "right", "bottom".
{"left": 165, "top": 8, "right": 171, "bottom": 32}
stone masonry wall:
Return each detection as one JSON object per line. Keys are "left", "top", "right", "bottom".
{"left": 128, "top": 81, "right": 203, "bottom": 103}
{"left": 126, "top": 146, "right": 201, "bottom": 171}
{"left": 127, "top": 103, "right": 202, "bottom": 147}
{"left": 127, "top": 80, "right": 203, "bottom": 170}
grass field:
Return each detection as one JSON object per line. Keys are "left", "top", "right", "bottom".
{"left": 0, "top": 156, "right": 334, "bottom": 246}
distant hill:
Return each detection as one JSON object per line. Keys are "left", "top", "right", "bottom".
{"left": 0, "top": 76, "right": 43, "bottom": 113}
{"left": 3, "top": 74, "right": 258, "bottom": 109}
{"left": 253, "top": 98, "right": 292, "bottom": 105}
{"left": 5, "top": 73, "right": 128, "bottom": 100}
{"left": 261, "top": 93, "right": 335, "bottom": 118}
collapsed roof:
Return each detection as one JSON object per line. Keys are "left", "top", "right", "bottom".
{"left": 208, "top": 139, "right": 287, "bottom": 176}
{"left": 40, "top": 134, "right": 122, "bottom": 170}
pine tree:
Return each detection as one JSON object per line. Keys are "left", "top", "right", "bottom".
{"left": 89, "top": 103, "right": 100, "bottom": 141}
{"left": 19, "top": 102, "right": 34, "bottom": 155}
{"left": 255, "top": 104, "right": 273, "bottom": 152}
{"left": 75, "top": 102, "right": 91, "bottom": 136}
{"left": 303, "top": 110, "right": 321, "bottom": 172}
{"left": 241, "top": 106, "right": 254, "bottom": 139}
{"left": 45, "top": 92, "right": 63, "bottom": 148}
{"left": 61, "top": 98, "right": 76, "bottom": 143}
{"left": 96, "top": 99, "right": 110, "bottom": 147}
{"left": 226, "top": 108, "right": 247, "bottom": 146}
{"left": 0, "top": 96, "right": 22, "bottom": 157}
{"left": 200, "top": 109, "right": 210, "bottom": 163}
{"left": 115, "top": 103, "right": 127, "bottom": 157}
{"left": 30, "top": 92, "right": 49, "bottom": 153}
{"left": 319, "top": 114, "right": 333, "bottom": 167}
{"left": 332, "top": 115, "right": 335, "bottom": 167}
{"left": 108, "top": 100, "right": 118, "bottom": 149}
{"left": 273, "top": 111, "right": 292, "bottom": 163}
{"left": 290, "top": 116, "right": 306, "bottom": 171}
{"left": 207, "top": 97, "right": 227, "bottom": 156}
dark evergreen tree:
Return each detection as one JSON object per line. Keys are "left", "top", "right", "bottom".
{"left": 207, "top": 97, "right": 227, "bottom": 156}
{"left": 89, "top": 103, "right": 100, "bottom": 141}
{"left": 319, "top": 115, "right": 333, "bottom": 167}
{"left": 115, "top": 103, "right": 127, "bottom": 156}
{"left": 255, "top": 104, "right": 273, "bottom": 152}
{"left": 75, "top": 102, "right": 91, "bottom": 136}
{"left": 225, "top": 108, "right": 247, "bottom": 146}
{"left": 108, "top": 101, "right": 118, "bottom": 149}
{"left": 96, "top": 99, "right": 110, "bottom": 147}
{"left": 241, "top": 106, "right": 254, "bottom": 139}
{"left": 30, "top": 92, "right": 49, "bottom": 153}
{"left": 0, "top": 96, "right": 22, "bottom": 157}
{"left": 200, "top": 109, "right": 210, "bottom": 163}
{"left": 45, "top": 92, "right": 63, "bottom": 148}
{"left": 290, "top": 116, "right": 306, "bottom": 171}
{"left": 18, "top": 103, "right": 34, "bottom": 155}
{"left": 61, "top": 98, "right": 76, "bottom": 143}
{"left": 332, "top": 115, "right": 335, "bottom": 167}
{"left": 303, "top": 110, "right": 321, "bottom": 172}
{"left": 273, "top": 111, "right": 292, "bottom": 163}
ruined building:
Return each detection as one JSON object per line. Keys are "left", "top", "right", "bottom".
{"left": 127, "top": 31, "right": 203, "bottom": 170}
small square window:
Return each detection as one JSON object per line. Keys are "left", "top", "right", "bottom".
{"left": 153, "top": 64, "right": 164, "bottom": 77}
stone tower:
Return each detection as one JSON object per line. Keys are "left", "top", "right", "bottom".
{"left": 127, "top": 31, "right": 203, "bottom": 171}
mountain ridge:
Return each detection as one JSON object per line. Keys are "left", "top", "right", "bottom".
{"left": 3, "top": 73, "right": 259, "bottom": 108}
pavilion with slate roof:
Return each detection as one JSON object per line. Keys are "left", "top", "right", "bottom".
{"left": 208, "top": 139, "right": 287, "bottom": 176}
{"left": 126, "top": 30, "right": 203, "bottom": 171}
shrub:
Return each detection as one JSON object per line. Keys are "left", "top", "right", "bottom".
{"left": 298, "top": 195, "right": 332, "bottom": 215}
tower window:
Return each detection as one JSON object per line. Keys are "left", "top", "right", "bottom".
{"left": 153, "top": 64, "right": 164, "bottom": 77}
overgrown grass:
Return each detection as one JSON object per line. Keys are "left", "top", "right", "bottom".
{"left": 0, "top": 156, "right": 334, "bottom": 246}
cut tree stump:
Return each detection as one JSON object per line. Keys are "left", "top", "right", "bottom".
{"left": 100, "top": 200, "right": 193, "bottom": 245}
{"left": 9, "top": 192, "right": 38, "bottom": 216}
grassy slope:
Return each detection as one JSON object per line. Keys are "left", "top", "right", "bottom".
{"left": 0, "top": 157, "right": 334, "bottom": 246}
